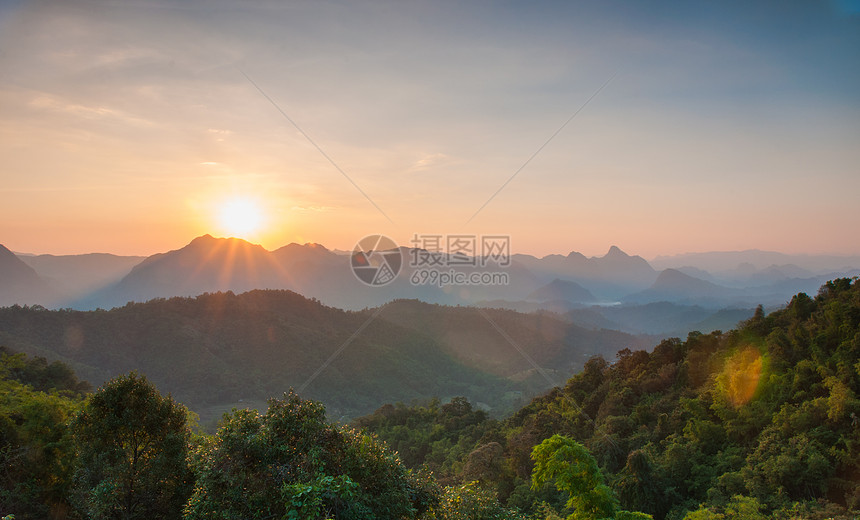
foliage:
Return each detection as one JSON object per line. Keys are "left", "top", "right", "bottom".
{"left": 0, "top": 348, "right": 84, "bottom": 519}
{"left": 185, "top": 390, "right": 432, "bottom": 519}
{"left": 358, "top": 278, "right": 860, "bottom": 519}
{"left": 70, "top": 372, "right": 192, "bottom": 520}
{"left": 352, "top": 397, "right": 497, "bottom": 482}
{"left": 530, "top": 435, "right": 651, "bottom": 520}
{"left": 420, "top": 481, "right": 526, "bottom": 520}
{"left": 0, "top": 346, "right": 91, "bottom": 396}
{"left": 2, "top": 278, "right": 860, "bottom": 519}
{"left": 531, "top": 435, "right": 617, "bottom": 520}
{"left": 682, "top": 495, "right": 767, "bottom": 520}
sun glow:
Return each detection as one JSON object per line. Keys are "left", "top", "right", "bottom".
{"left": 217, "top": 197, "right": 264, "bottom": 238}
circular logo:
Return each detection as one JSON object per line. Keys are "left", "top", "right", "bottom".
{"left": 350, "top": 235, "right": 402, "bottom": 286}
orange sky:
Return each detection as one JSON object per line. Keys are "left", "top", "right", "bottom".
{"left": 2, "top": 1, "right": 859, "bottom": 259}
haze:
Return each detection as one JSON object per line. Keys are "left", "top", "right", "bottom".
{"left": 1, "top": 0, "right": 859, "bottom": 258}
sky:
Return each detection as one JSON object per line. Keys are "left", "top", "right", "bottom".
{"left": 1, "top": 0, "right": 859, "bottom": 259}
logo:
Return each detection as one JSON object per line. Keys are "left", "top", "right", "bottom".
{"left": 350, "top": 235, "right": 402, "bottom": 286}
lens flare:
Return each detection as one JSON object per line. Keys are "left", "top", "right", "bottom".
{"left": 719, "top": 346, "right": 763, "bottom": 407}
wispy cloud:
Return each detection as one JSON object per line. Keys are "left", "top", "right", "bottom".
{"left": 27, "top": 93, "right": 154, "bottom": 127}
{"left": 409, "top": 153, "right": 451, "bottom": 172}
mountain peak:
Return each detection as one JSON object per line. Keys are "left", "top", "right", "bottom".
{"left": 605, "top": 245, "right": 627, "bottom": 258}
{"left": 186, "top": 234, "right": 267, "bottom": 252}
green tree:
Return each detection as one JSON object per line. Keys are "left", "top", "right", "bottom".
{"left": 614, "top": 450, "right": 666, "bottom": 519}
{"left": 71, "top": 372, "right": 192, "bottom": 520}
{"left": 1, "top": 347, "right": 86, "bottom": 519}
{"left": 531, "top": 435, "right": 652, "bottom": 520}
{"left": 683, "top": 495, "right": 767, "bottom": 520}
{"left": 420, "top": 481, "right": 526, "bottom": 520}
{"left": 185, "top": 390, "right": 432, "bottom": 519}
{"left": 0, "top": 378, "right": 81, "bottom": 519}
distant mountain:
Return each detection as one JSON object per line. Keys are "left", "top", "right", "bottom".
{"left": 0, "top": 244, "right": 56, "bottom": 307}
{"left": 746, "top": 264, "right": 814, "bottom": 285}
{"left": 671, "top": 265, "right": 716, "bottom": 282}
{"left": 75, "top": 235, "right": 539, "bottom": 311}
{"left": 17, "top": 252, "right": 144, "bottom": 298}
{"left": 12, "top": 237, "right": 852, "bottom": 316}
{"left": 651, "top": 249, "right": 860, "bottom": 275}
{"left": 108, "top": 235, "right": 287, "bottom": 300}
{"left": 0, "top": 290, "right": 648, "bottom": 425}
{"left": 624, "top": 268, "right": 740, "bottom": 306}
{"left": 512, "top": 246, "right": 657, "bottom": 299}
{"left": 527, "top": 278, "right": 596, "bottom": 303}
{"left": 565, "top": 301, "right": 754, "bottom": 336}
{"left": 678, "top": 307, "right": 755, "bottom": 336}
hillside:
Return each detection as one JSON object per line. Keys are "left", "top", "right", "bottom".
{"left": 0, "top": 290, "right": 647, "bottom": 426}
{"left": 356, "top": 278, "right": 860, "bottom": 519}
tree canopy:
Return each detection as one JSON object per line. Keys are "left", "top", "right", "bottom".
{"left": 71, "top": 373, "right": 192, "bottom": 520}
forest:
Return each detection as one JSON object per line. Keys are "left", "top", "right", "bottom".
{"left": 0, "top": 290, "right": 646, "bottom": 426}
{"left": 1, "top": 278, "right": 858, "bottom": 519}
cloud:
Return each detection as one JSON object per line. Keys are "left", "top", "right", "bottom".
{"left": 409, "top": 153, "right": 451, "bottom": 172}
{"left": 27, "top": 93, "right": 154, "bottom": 127}
{"left": 290, "top": 205, "right": 335, "bottom": 212}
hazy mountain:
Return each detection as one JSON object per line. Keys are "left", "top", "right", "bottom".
{"left": 76, "top": 235, "right": 284, "bottom": 308}
{"left": 671, "top": 265, "right": 717, "bottom": 282}
{"left": 0, "top": 244, "right": 56, "bottom": 307}
{"left": 17, "top": 252, "right": 145, "bottom": 298}
{"left": 678, "top": 307, "right": 755, "bottom": 336}
{"left": 0, "top": 290, "right": 648, "bottom": 425}
{"left": 651, "top": 249, "right": 860, "bottom": 275}
{"left": 74, "top": 235, "right": 539, "bottom": 311}
{"left": 527, "top": 278, "right": 596, "bottom": 303}
{"left": 13, "top": 237, "right": 852, "bottom": 316}
{"left": 565, "top": 301, "right": 754, "bottom": 336}
{"left": 624, "top": 268, "right": 740, "bottom": 306}
{"left": 512, "top": 245, "right": 657, "bottom": 299}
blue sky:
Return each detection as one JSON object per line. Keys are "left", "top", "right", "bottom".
{"left": 1, "top": 0, "right": 858, "bottom": 257}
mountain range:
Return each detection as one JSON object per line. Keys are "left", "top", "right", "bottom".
{"left": 3, "top": 235, "right": 858, "bottom": 330}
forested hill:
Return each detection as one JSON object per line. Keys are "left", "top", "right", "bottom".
{"left": 0, "top": 290, "right": 647, "bottom": 425}
{"left": 356, "top": 278, "right": 860, "bottom": 519}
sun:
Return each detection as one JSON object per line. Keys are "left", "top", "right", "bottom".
{"left": 217, "top": 197, "right": 264, "bottom": 238}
